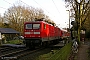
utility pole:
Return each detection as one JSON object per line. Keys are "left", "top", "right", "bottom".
{"left": 66, "top": 10, "right": 70, "bottom": 29}
{"left": 78, "top": 1, "right": 82, "bottom": 42}
{"left": 78, "top": 3, "right": 80, "bottom": 42}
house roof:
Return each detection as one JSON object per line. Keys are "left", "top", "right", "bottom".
{"left": 0, "top": 28, "right": 20, "bottom": 34}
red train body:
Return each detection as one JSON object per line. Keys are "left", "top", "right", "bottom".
{"left": 61, "top": 30, "right": 70, "bottom": 39}
{"left": 24, "top": 21, "right": 70, "bottom": 47}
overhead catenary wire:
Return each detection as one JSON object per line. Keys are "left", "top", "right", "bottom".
{"left": 0, "top": 0, "right": 13, "bottom": 9}
{"left": 32, "top": 0, "right": 59, "bottom": 20}
{"left": 0, "top": 7, "right": 7, "bottom": 9}
{"left": 20, "top": 0, "right": 49, "bottom": 13}
{"left": 52, "top": 0, "right": 61, "bottom": 14}
{"left": 32, "top": 0, "right": 62, "bottom": 27}
{"left": 1, "top": 0, "right": 60, "bottom": 23}
{"left": 19, "top": 0, "right": 56, "bottom": 19}
{"left": 19, "top": 0, "right": 31, "bottom": 7}
{"left": 3, "top": 0, "right": 13, "bottom": 5}
{"left": 3, "top": 0, "right": 58, "bottom": 19}
{"left": 33, "top": 0, "right": 50, "bottom": 14}
{"left": 2, "top": 0, "right": 50, "bottom": 16}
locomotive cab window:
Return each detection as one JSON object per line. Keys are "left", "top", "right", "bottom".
{"left": 33, "top": 24, "right": 40, "bottom": 29}
{"left": 26, "top": 24, "right": 32, "bottom": 29}
{"left": 44, "top": 24, "right": 46, "bottom": 29}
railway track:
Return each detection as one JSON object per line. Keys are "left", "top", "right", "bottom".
{"left": 0, "top": 41, "right": 64, "bottom": 60}
{"left": 15, "top": 47, "right": 45, "bottom": 59}
{"left": 18, "top": 42, "right": 64, "bottom": 60}
{"left": 0, "top": 47, "right": 29, "bottom": 60}
{"left": 0, "top": 46, "right": 45, "bottom": 60}
{"left": 18, "top": 47, "right": 51, "bottom": 60}
{"left": 0, "top": 47, "right": 16, "bottom": 52}
{"left": 0, "top": 46, "right": 26, "bottom": 55}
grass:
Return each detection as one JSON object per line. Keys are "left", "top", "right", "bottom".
{"left": 87, "top": 47, "right": 90, "bottom": 60}
{"left": 6, "top": 40, "right": 23, "bottom": 44}
{"left": 36, "top": 42, "right": 72, "bottom": 60}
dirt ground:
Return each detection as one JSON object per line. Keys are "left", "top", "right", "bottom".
{"left": 68, "top": 40, "right": 90, "bottom": 60}
{"left": 75, "top": 40, "right": 90, "bottom": 60}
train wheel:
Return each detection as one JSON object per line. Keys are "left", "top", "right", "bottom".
{"left": 40, "top": 42, "right": 43, "bottom": 46}
{"left": 42, "top": 42, "right": 46, "bottom": 47}
{"left": 26, "top": 42, "right": 29, "bottom": 47}
{"left": 45, "top": 41, "right": 49, "bottom": 47}
{"left": 41, "top": 42, "right": 44, "bottom": 47}
{"left": 29, "top": 44, "right": 35, "bottom": 49}
{"left": 39, "top": 42, "right": 43, "bottom": 47}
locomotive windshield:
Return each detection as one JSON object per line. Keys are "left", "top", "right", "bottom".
{"left": 26, "top": 24, "right": 32, "bottom": 29}
{"left": 33, "top": 24, "right": 40, "bottom": 29}
{"left": 25, "top": 24, "right": 40, "bottom": 29}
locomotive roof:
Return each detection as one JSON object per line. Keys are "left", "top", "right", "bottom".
{"left": 25, "top": 21, "right": 46, "bottom": 23}
{"left": 25, "top": 21, "right": 54, "bottom": 26}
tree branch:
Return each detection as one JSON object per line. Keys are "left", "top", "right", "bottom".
{"left": 81, "top": 8, "right": 90, "bottom": 25}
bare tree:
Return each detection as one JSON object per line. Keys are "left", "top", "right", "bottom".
{"left": 0, "top": 14, "right": 4, "bottom": 27}
{"left": 65, "top": 0, "right": 90, "bottom": 25}
{"left": 4, "top": 4, "right": 51, "bottom": 34}
{"left": 65, "top": 0, "right": 90, "bottom": 41}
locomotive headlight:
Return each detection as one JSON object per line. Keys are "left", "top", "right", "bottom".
{"left": 25, "top": 32, "right": 30, "bottom": 34}
{"left": 38, "top": 36, "right": 40, "bottom": 37}
{"left": 34, "top": 32, "right": 40, "bottom": 34}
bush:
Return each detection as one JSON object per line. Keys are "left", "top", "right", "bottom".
{"left": 6, "top": 40, "right": 23, "bottom": 44}
{"left": 37, "top": 42, "right": 72, "bottom": 60}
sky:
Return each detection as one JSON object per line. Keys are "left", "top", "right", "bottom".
{"left": 0, "top": 0, "right": 69, "bottom": 28}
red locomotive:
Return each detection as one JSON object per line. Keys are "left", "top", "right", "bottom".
{"left": 24, "top": 20, "right": 70, "bottom": 48}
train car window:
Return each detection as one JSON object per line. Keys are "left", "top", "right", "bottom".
{"left": 25, "top": 24, "right": 32, "bottom": 29}
{"left": 44, "top": 24, "right": 46, "bottom": 29}
{"left": 33, "top": 24, "right": 40, "bottom": 29}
